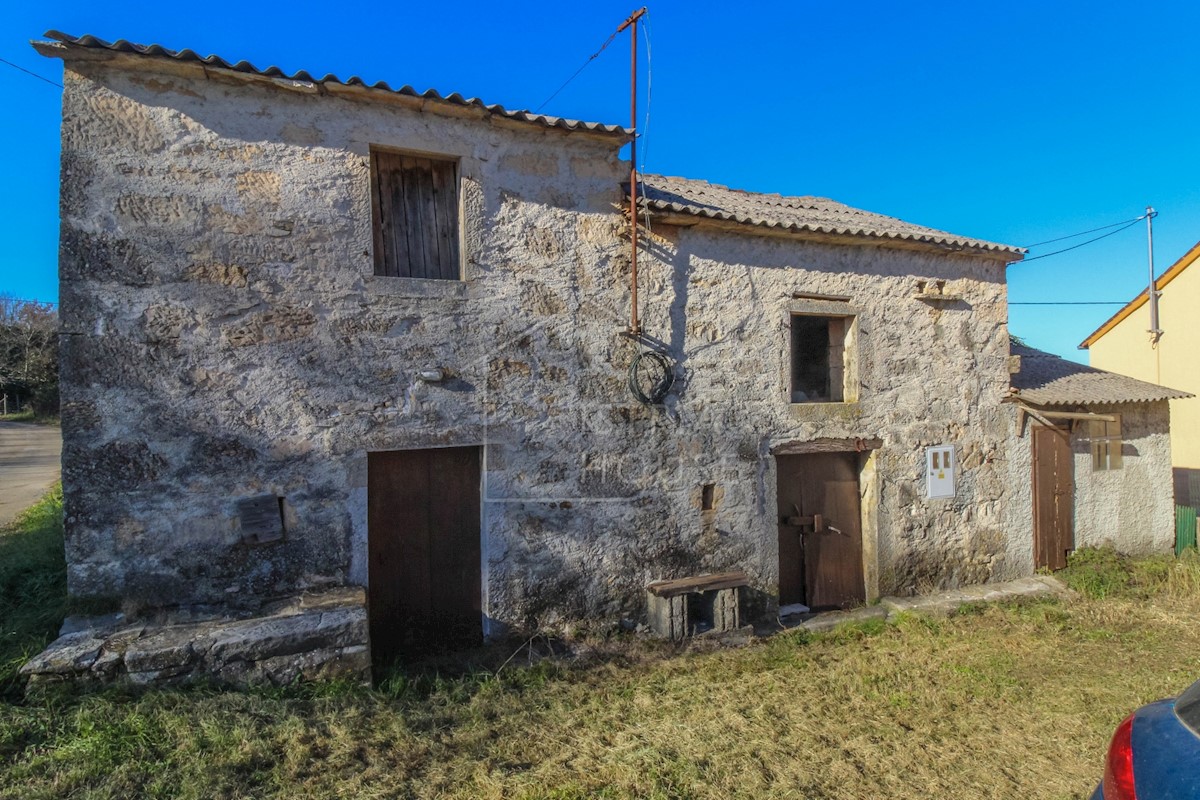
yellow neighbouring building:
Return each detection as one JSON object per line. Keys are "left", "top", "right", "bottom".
{"left": 1080, "top": 240, "right": 1200, "bottom": 505}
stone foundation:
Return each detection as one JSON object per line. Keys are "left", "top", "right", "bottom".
{"left": 21, "top": 587, "right": 369, "bottom": 687}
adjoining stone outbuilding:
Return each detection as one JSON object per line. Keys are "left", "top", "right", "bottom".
{"left": 32, "top": 30, "right": 1168, "bottom": 683}
{"left": 1007, "top": 341, "right": 1191, "bottom": 569}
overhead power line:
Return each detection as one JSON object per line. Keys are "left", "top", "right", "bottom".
{"left": 1020, "top": 216, "right": 1144, "bottom": 249}
{"left": 0, "top": 57, "right": 62, "bottom": 88}
{"left": 1009, "top": 301, "right": 1126, "bottom": 306}
{"left": 534, "top": 25, "right": 625, "bottom": 113}
{"left": 639, "top": 14, "right": 652, "bottom": 173}
{"left": 1015, "top": 216, "right": 1145, "bottom": 264}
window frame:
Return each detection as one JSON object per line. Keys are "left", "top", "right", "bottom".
{"left": 786, "top": 300, "right": 860, "bottom": 406}
{"left": 1089, "top": 415, "right": 1123, "bottom": 471}
{"left": 369, "top": 147, "right": 463, "bottom": 281}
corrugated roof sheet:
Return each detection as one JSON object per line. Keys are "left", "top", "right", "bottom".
{"left": 37, "top": 31, "right": 630, "bottom": 138}
{"left": 633, "top": 174, "right": 1025, "bottom": 257}
{"left": 1010, "top": 341, "right": 1192, "bottom": 406}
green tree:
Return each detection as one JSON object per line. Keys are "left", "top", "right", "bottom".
{"left": 0, "top": 295, "right": 58, "bottom": 417}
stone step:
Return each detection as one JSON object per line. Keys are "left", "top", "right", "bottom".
{"left": 21, "top": 587, "right": 370, "bottom": 688}
{"left": 879, "top": 575, "right": 1066, "bottom": 618}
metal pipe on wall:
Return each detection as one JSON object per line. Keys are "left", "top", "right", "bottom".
{"left": 618, "top": 7, "right": 646, "bottom": 335}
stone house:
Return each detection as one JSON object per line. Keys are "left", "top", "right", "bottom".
{"left": 32, "top": 30, "right": 1169, "bottom": 680}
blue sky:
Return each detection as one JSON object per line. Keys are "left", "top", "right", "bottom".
{"left": 4, "top": 0, "right": 1199, "bottom": 362}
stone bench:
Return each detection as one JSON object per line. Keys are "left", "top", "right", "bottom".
{"left": 645, "top": 570, "right": 749, "bottom": 640}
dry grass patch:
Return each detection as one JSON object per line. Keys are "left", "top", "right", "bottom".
{"left": 2, "top": 503, "right": 1198, "bottom": 799}
{"left": 3, "top": 595, "right": 1198, "bottom": 799}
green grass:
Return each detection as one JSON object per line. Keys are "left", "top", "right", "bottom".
{"left": 1060, "top": 544, "right": 1200, "bottom": 600}
{"left": 0, "top": 411, "right": 58, "bottom": 425}
{"left": 0, "top": 485, "right": 66, "bottom": 699}
{"left": 2, "top": 505, "right": 1199, "bottom": 799}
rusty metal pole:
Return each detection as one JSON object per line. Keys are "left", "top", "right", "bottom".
{"left": 619, "top": 8, "right": 647, "bottom": 335}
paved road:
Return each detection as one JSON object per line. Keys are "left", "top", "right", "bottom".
{"left": 0, "top": 421, "right": 62, "bottom": 528}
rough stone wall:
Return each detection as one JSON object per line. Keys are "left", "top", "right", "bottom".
{"left": 1072, "top": 402, "right": 1175, "bottom": 553}
{"left": 57, "top": 55, "right": 628, "bottom": 614}
{"left": 57, "top": 52, "right": 1017, "bottom": 635}
{"left": 1004, "top": 401, "right": 1175, "bottom": 562}
{"left": 625, "top": 225, "right": 1015, "bottom": 602}
{"left": 1002, "top": 408, "right": 1038, "bottom": 578}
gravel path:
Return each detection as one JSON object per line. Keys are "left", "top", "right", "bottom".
{"left": 0, "top": 421, "right": 62, "bottom": 528}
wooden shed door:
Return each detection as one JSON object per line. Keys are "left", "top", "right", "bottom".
{"left": 367, "top": 447, "right": 481, "bottom": 671}
{"left": 777, "top": 452, "right": 865, "bottom": 611}
{"left": 1033, "top": 426, "right": 1074, "bottom": 570}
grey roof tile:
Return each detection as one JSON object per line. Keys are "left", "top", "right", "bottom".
{"left": 1010, "top": 341, "right": 1191, "bottom": 406}
{"left": 633, "top": 174, "right": 1024, "bottom": 257}
{"left": 37, "top": 31, "right": 630, "bottom": 138}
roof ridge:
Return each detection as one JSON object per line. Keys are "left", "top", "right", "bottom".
{"left": 635, "top": 173, "right": 1023, "bottom": 257}
{"left": 36, "top": 31, "right": 631, "bottom": 138}
{"left": 644, "top": 173, "right": 834, "bottom": 205}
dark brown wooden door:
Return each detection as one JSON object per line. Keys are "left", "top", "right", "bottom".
{"left": 1033, "top": 425, "right": 1074, "bottom": 570}
{"left": 777, "top": 452, "right": 865, "bottom": 611}
{"left": 367, "top": 447, "right": 481, "bottom": 671}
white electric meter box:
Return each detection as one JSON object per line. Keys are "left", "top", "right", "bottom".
{"left": 926, "top": 445, "right": 956, "bottom": 499}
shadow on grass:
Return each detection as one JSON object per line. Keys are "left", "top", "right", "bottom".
{"left": 0, "top": 485, "right": 66, "bottom": 700}
{"left": 0, "top": 412, "right": 60, "bottom": 426}
{"left": 0, "top": 482, "right": 656, "bottom": 716}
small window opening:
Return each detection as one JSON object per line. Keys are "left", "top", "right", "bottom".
{"left": 791, "top": 315, "right": 847, "bottom": 403}
{"left": 701, "top": 483, "right": 716, "bottom": 511}
{"left": 1090, "top": 416, "right": 1123, "bottom": 471}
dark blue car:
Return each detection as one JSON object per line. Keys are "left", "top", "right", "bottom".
{"left": 1091, "top": 677, "right": 1200, "bottom": 799}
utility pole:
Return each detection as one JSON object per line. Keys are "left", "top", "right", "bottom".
{"left": 619, "top": 7, "right": 647, "bottom": 335}
{"left": 1146, "top": 206, "right": 1162, "bottom": 345}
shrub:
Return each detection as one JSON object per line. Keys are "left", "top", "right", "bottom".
{"left": 1061, "top": 545, "right": 1200, "bottom": 601}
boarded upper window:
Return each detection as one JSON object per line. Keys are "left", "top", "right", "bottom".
{"left": 790, "top": 315, "right": 850, "bottom": 403}
{"left": 370, "top": 150, "right": 461, "bottom": 280}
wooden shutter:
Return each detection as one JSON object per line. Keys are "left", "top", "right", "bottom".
{"left": 371, "top": 151, "right": 460, "bottom": 280}
{"left": 827, "top": 317, "right": 845, "bottom": 402}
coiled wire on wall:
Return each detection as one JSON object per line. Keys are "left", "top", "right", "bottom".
{"left": 628, "top": 350, "right": 675, "bottom": 405}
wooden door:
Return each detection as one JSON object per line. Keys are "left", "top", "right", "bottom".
{"left": 777, "top": 452, "right": 865, "bottom": 611}
{"left": 367, "top": 447, "right": 481, "bottom": 671}
{"left": 1032, "top": 426, "right": 1074, "bottom": 570}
